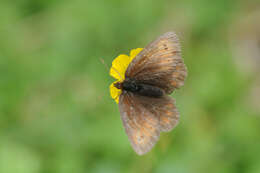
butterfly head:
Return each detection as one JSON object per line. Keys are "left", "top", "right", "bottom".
{"left": 114, "top": 81, "right": 122, "bottom": 90}
{"left": 114, "top": 78, "right": 139, "bottom": 92}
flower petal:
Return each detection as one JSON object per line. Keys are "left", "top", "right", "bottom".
{"left": 109, "top": 48, "right": 143, "bottom": 104}
{"left": 130, "top": 48, "right": 143, "bottom": 61}
{"left": 110, "top": 81, "right": 121, "bottom": 104}
{"left": 109, "top": 54, "right": 130, "bottom": 81}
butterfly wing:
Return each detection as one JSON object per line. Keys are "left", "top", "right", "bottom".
{"left": 126, "top": 32, "right": 187, "bottom": 94}
{"left": 118, "top": 92, "right": 179, "bottom": 155}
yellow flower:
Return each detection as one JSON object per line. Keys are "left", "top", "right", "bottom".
{"left": 109, "top": 48, "right": 143, "bottom": 103}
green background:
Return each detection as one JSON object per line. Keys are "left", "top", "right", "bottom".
{"left": 1, "top": 0, "right": 260, "bottom": 172}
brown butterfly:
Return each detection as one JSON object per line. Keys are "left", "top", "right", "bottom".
{"left": 114, "top": 32, "right": 187, "bottom": 155}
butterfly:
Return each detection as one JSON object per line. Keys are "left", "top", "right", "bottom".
{"left": 113, "top": 32, "right": 187, "bottom": 155}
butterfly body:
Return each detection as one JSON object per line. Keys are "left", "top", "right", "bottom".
{"left": 112, "top": 32, "right": 187, "bottom": 155}
{"left": 115, "top": 78, "right": 164, "bottom": 98}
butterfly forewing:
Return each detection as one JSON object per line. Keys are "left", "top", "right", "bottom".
{"left": 119, "top": 92, "right": 179, "bottom": 155}
{"left": 126, "top": 32, "right": 187, "bottom": 94}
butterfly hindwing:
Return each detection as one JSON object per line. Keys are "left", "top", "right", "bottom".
{"left": 126, "top": 32, "right": 187, "bottom": 94}
{"left": 119, "top": 92, "right": 179, "bottom": 155}
{"left": 118, "top": 92, "right": 160, "bottom": 155}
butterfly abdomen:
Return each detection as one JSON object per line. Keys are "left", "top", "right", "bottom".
{"left": 122, "top": 78, "right": 164, "bottom": 98}
{"left": 137, "top": 83, "right": 164, "bottom": 97}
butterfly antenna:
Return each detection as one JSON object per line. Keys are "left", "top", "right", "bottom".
{"left": 99, "top": 58, "right": 123, "bottom": 80}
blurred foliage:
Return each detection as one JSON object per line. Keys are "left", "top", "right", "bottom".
{"left": 0, "top": 0, "right": 260, "bottom": 173}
